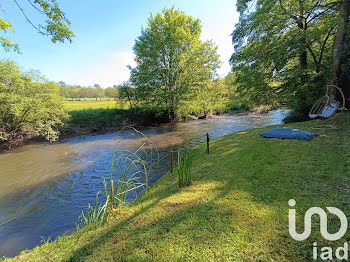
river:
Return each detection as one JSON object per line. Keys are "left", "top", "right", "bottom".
{"left": 0, "top": 109, "right": 289, "bottom": 258}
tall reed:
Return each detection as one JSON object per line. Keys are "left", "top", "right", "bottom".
{"left": 76, "top": 128, "right": 156, "bottom": 230}
{"left": 177, "top": 150, "right": 193, "bottom": 187}
{"left": 104, "top": 128, "right": 157, "bottom": 210}
{"left": 76, "top": 192, "right": 109, "bottom": 230}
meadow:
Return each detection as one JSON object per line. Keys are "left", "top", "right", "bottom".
{"left": 61, "top": 100, "right": 130, "bottom": 132}
{"left": 64, "top": 100, "right": 128, "bottom": 111}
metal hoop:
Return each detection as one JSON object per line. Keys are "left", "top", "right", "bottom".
{"left": 326, "top": 85, "right": 346, "bottom": 109}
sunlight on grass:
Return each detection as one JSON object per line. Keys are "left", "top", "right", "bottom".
{"left": 64, "top": 100, "right": 128, "bottom": 111}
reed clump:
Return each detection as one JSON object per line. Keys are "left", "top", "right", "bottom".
{"left": 177, "top": 151, "right": 193, "bottom": 187}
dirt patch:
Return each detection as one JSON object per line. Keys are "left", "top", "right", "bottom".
{"left": 166, "top": 202, "right": 182, "bottom": 208}
{"left": 165, "top": 200, "right": 195, "bottom": 208}
{"left": 134, "top": 217, "right": 146, "bottom": 225}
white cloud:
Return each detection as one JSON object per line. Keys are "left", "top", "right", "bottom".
{"left": 200, "top": 20, "right": 235, "bottom": 78}
{"left": 66, "top": 51, "right": 136, "bottom": 88}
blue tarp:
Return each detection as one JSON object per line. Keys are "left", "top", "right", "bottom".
{"left": 260, "top": 128, "right": 319, "bottom": 141}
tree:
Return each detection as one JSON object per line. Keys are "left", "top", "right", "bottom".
{"left": 231, "top": 0, "right": 341, "bottom": 120}
{"left": 331, "top": 0, "right": 350, "bottom": 104}
{"left": 0, "top": 60, "right": 67, "bottom": 148}
{"left": 105, "top": 86, "right": 120, "bottom": 99}
{"left": 128, "top": 7, "right": 220, "bottom": 120}
{"left": 1, "top": 0, "right": 74, "bottom": 52}
{"left": 118, "top": 82, "right": 135, "bottom": 109}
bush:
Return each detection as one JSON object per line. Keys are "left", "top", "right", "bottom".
{"left": 224, "top": 100, "right": 250, "bottom": 112}
{"left": 0, "top": 60, "right": 67, "bottom": 148}
{"left": 283, "top": 104, "right": 312, "bottom": 123}
{"left": 65, "top": 108, "right": 128, "bottom": 131}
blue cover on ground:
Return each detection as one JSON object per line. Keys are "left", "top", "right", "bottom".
{"left": 259, "top": 128, "right": 319, "bottom": 141}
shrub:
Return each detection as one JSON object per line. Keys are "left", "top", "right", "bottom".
{"left": 0, "top": 60, "right": 67, "bottom": 148}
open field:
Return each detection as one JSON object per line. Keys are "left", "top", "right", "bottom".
{"left": 64, "top": 100, "right": 128, "bottom": 111}
{"left": 62, "top": 100, "right": 130, "bottom": 132}
{"left": 9, "top": 112, "right": 350, "bottom": 261}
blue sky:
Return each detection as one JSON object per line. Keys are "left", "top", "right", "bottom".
{"left": 0, "top": 0, "right": 239, "bottom": 87}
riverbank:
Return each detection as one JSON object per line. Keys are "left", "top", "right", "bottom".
{"left": 61, "top": 99, "right": 253, "bottom": 136}
{"left": 60, "top": 105, "right": 274, "bottom": 138}
{"left": 6, "top": 111, "right": 349, "bottom": 261}
{"left": 0, "top": 99, "right": 266, "bottom": 151}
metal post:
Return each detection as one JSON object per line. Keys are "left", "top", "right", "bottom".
{"left": 206, "top": 133, "right": 210, "bottom": 154}
{"left": 111, "top": 180, "right": 115, "bottom": 207}
{"left": 170, "top": 151, "right": 173, "bottom": 173}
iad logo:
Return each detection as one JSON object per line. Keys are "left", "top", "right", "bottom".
{"left": 288, "top": 199, "right": 349, "bottom": 260}
{"left": 288, "top": 199, "right": 347, "bottom": 241}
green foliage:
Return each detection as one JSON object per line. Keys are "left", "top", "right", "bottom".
{"left": 64, "top": 108, "right": 128, "bottom": 131}
{"left": 177, "top": 150, "right": 193, "bottom": 187}
{"left": 128, "top": 7, "right": 220, "bottom": 120}
{"left": 60, "top": 84, "right": 121, "bottom": 100}
{"left": 180, "top": 73, "right": 251, "bottom": 116}
{"left": 117, "top": 82, "right": 135, "bottom": 109}
{"left": 0, "top": 0, "right": 74, "bottom": 52}
{"left": 225, "top": 100, "right": 250, "bottom": 111}
{"left": 231, "top": 0, "right": 341, "bottom": 118}
{"left": 76, "top": 192, "right": 109, "bottom": 230}
{"left": 0, "top": 60, "right": 67, "bottom": 148}
{"left": 0, "top": 16, "right": 19, "bottom": 52}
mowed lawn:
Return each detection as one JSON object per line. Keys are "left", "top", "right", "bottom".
{"left": 9, "top": 112, "right": 350, "bottom": 261}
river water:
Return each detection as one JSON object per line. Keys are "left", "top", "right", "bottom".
{"left": 0, "top": 110, "right": 289, "bottom": 258}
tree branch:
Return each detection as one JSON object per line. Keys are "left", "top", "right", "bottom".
{"left": 26, "top": 0, "right": 45, "bottom": 14}
{"left": 318, "top": 26, "right": 335, "bottom": 64}
{"left": 307, "top": 45, "right": 319, "bottom": 70}
{"left": 307, "top": 2, "right": 339, "bottom": 24}
{"left": 279, "top": 0, "right": 299, "bottom": 21}
{"left": 13, "top": 0, "right": 49, "bottom": 36}
{"left": 305, "top": 0, "right": 321, "bottom": 20}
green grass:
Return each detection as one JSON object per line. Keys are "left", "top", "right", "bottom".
{"left": 7, "top": 112, "right": 350, "bottom": 261}
{"left": 64, "top": 100, "right": 128, "bottom": 111}
{"left": 61, "top": 101, "right": 130, "bottom": 132}
{"left": 63, "top": 108, "right": 129, "bottom": 131}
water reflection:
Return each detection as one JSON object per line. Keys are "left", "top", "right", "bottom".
{"left": 0, "top": 110, "right": 289, "bottom": 257}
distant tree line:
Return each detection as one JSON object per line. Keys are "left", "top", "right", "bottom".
{"left": 58, "top": 82, "right": 121, "bottom": 100}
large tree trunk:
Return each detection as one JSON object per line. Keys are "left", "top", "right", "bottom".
{"left": 331, "top": 0, "right": 350, "bottom": 98}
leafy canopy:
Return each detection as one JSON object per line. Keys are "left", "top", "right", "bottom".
{"left": 0, "top": 60, "right": 67, "bottom": 148}
{"left": 231, "top": 0, "right": 340, "bottom": 111}
{"left": 128, "top": 7, "right": 220, "bottom": 119}
{"left": 0, "top": 0, "right": 74, "bottom": 52}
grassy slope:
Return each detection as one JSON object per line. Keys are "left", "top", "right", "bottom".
{"left": 8, "top": 112, "right": 350, "bottom": 262}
